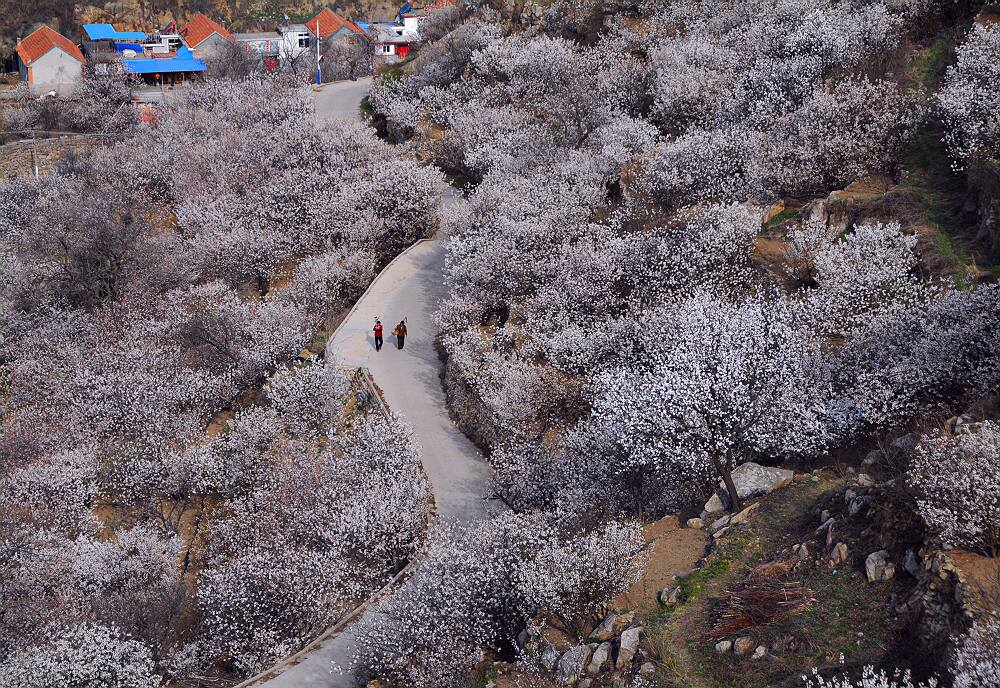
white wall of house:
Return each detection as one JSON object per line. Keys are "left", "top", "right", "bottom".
{"left": 401, "top": 15, "right": 422, "bottom": 38}
{"left": 279, "top": 27, "right": 312, "bottom": 60}
{"left": 25, "top": 49, "right": 82, "bottom": 94}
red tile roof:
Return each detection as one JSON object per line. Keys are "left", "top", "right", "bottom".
{"left": 307, "top": 8, "right": 367, "bottom": 40}
{"left": 16, "top": 25, "right": 84, "bottom": 65}
{"left": 425, "top": 0, "right": 460, "bottom": 10}
{"left": 180, "top": 12, "right": 234, "bottom": 48}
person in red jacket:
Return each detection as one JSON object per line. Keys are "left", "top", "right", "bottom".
{"left": 373, "top": 319, "right": 383, "bottom": 351}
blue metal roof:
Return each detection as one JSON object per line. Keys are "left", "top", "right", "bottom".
{"left": 122, "top": 46, "right": 206, "bottom": 74}
{"left": 83, "top": 24, "right": 147, "bottom": 41}
{"left": 356, "top": 21, "right": 370, "bottom": 30}
{"left": 114, "top": 42, "right": 145, "bottom": 53}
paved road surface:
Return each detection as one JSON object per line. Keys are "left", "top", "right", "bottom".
{"left": 255, "top": 84, "right": 493, "bottom": 688}
{"left": 327, "top": 234, "right": 494, "bottom": 522}
{"left": 314, "top": 77, "right": 374, "bottom": 122}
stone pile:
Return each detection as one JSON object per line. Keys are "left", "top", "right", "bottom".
{"left": 528, "top": 611, "right": 648, "bottom": 687}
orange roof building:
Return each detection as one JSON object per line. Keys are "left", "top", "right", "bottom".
{"left": 15, "top": 25, "right": 84, "bottom": 94}
{"left": 180, "top": 13, "right": 234, "bottom": 49}
{"left": 180, "top": 13, "right": 235, "bottom": 61}
{"left": 307, "top": 8, "right": 368, "bottom": 41}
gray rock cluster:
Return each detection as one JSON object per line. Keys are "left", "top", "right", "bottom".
{"left": 536, "top": 613, "right": 648, "bottom": 686}
{"left": 715, "top": 635, "right": 767, "bottom": 661}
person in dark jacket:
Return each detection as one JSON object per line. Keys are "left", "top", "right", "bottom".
{"left": 373, "top": 319, "right": 383, "bottom": 351}
{"left": 393, "top": 320, "right": 407, "bottom": 349}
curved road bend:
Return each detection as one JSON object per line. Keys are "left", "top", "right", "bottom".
{"left": 255, "top": 82, "right": 494, "bottom": 688}
{"left": 314, "top": 77, "right": 374, "bottom": 123}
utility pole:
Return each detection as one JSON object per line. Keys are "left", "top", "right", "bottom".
{"left": 30, "top": 131, "right": 38, "bottom": 178}
{"left": 316, "top": 17, "right": 322, "bottom": 87}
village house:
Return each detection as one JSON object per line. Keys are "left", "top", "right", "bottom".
{"left": 180, "top": 13, "right": 236, "bottom": 62}
{"left": 372, "top": 0, "right": 456, "bottom": 62}
{"left": 82, "top": 23, "right": 207, "bottom": 87}
{"left": 372, "top": 22, "right": 419, "bottom": 61}
{"left": 15, "top": 25, "right": 85, "bottom": 95}
{"left": 307, "top": 7, "right": 370, "bottom": 45}
{"left": 234, "top": 22, "right": 312, "bottom": 70}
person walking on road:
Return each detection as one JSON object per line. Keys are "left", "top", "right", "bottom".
{"left": 393, "top": 320, "right": 407, "bottom": 350}
{"left": 373, "top": 319, "right": 384, "bottom": 351}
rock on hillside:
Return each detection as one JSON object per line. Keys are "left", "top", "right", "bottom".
{"left": 703, "top": 462, "right": 795, "bottom": 515}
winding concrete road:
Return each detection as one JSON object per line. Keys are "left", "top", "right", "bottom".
{"left": 326, "top": 235, "right": 494, "bottom": 522}
{"left": 251, "top": 79, "right": 494, "bottom": 688}
{"left": 314, "top": 77, "right": 374, "bottom": 122}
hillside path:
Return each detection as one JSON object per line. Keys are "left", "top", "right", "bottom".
{"left": 251, "top": 79, "right": 494, "bottom": 688}
{"left": 314, "top": 77, "right": 374, "bottom": 122}
{"left": 326, "top": 233, "right": 495, "bottom": 522}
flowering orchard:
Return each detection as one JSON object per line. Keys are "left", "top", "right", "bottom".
{"left": 356, "top": 0, "right": 1000, "bottom": 684}
{"left": 0, "top": 78, "right": 437, "bottom": 682}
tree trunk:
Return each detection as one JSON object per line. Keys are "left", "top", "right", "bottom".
{"left": 711, "top": 453, "right": 743, "bottom": 512}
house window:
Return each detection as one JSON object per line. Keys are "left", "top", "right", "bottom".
{"left": 298, "top": 35, "right": 310, "bottom": 48}
{"left": 381, "top": 44, "right": 393, "bottom": 54}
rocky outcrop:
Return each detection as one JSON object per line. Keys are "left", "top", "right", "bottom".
{"left": 702, "top": 462, "right": 794, "bottom": 516}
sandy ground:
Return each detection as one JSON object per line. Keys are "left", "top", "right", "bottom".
{"left": 615, "top": 515, "right": 709, "bottom": 613}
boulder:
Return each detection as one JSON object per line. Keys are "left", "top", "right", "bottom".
{"left": 715, "top": 640, "right": 732, "bottom": 654}
{"left": 588, "top": 642, "right": 612, "bottom": 674}
{"left": 751, "top": 645, "right": 767, "bottom": 660}
{"left": 849, "top": 496, "right": 868, "bottom": 517}
{"left": 578, "top": 680, "right": 592, "bottom": 688}
{"left": 715, "top": 462, "right": 794, "bottom": 509}
{"left": 862, "top": 449, "right": 884, "bottom": 467}
{"left": 704, "top": 493, "right": 725, "bottom": 515}
{"left": 856, "top": 473, "right": 875, "bottom": 488}
{"left": 946, "top": 414, "right": 976, "bottom": 434}
{"left": 640, "top": 661, "right": 656, "bottom": 676}
{"left": 792, "top": 543, "right": 809, "bottom": 559}
{"left": 590, "top": 613, "right": 619, "bottom": 641}
{"left": 542, "top": 644, "right": 561, "bottom": 671}
{"left": 733, "top": 637, "right": 755, "bottom": 656}
{"left": 709, "top": 514, "right": 732, "bottom": 533}
{"left": 659, "top": 586, "right": 679, "bottom": 605}
{"left": 558, "top": 645, "right": 593, "bottom": 685}
{"left": 616, "top": 626, "right": 642, "bottom": 669}
{"left": 829, "top": 542, "right": 848, "bottom": 566}
{"left": 686, "top": 517, "right": 704, "bottom": 529}
{"left": 865, "top": 550, "right": 896, "bottom": 583}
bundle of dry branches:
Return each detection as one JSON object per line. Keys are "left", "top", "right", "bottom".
{"left": 707, "top": 559, "right": 815, "bottom": 638}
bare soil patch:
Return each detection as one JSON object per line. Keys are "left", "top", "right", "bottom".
{"left": 615, "top": 514, "right": 708, "bottom": 614}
